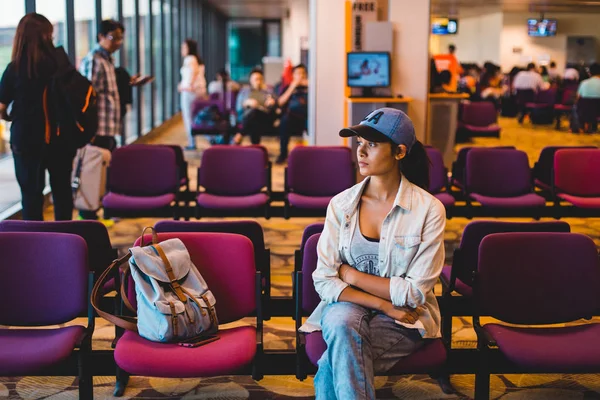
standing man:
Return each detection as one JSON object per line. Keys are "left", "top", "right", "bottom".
{"left": 77, "top": 20, "right": 124, "bottom": 224}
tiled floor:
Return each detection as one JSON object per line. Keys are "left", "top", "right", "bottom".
{"left": 4, "top": 117, "right": 600, "bottom": 399}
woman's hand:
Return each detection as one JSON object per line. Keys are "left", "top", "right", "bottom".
{"left": 381, "top": 302, "right": 419, "bottom": 324}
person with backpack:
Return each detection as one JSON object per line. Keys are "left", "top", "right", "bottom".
{"left": 78, "top": 19, "right": 132, "bottom": 224}
{"left": 0, "top": 13, "right": 82, "bottom": 221}
{"left": 276, "top": 64, "right": 308, "bottom": 164}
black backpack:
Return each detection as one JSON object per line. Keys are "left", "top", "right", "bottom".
{"left": 50, "top": 47, "right": 98, "bottom": 149}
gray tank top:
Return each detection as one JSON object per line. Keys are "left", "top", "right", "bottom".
{"left": 350, "top": 214, "right": 381, "bottom": 276}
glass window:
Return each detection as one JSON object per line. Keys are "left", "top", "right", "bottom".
{"left": 75, "top": 0, "right": 96, "bottom": 68}
{"left": 122, "top": 0, "right": 138, "bottom": 141}
{"left": 36, "top": 0, "right": 67, "bottom": 49}
{"left": 140, "top": 0, "right": 152, "bottom": 134}
{"left": 163, "top": 0, "right": 172, "bottom": 118}
{"left": 265, "top": 21, "right": 281, "bottom": 57}
{"left": 152, "top": 0, "right": 163, "bottom": 126}
{"left": 102, "top": 0, "right": 119, "bottom": 20}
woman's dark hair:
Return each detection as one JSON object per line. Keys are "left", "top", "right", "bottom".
{"left": 397, "top": 140, "right": 430, "bottom": 190}
{"left": 589, "top": 62, "right": 600, "bottom": 76}
{"left": 540, "top": 66, "right": 549, "bottom": 76}
{"left": 12, "top": 13, "right": 55, "bottom": 79}
{"left": 98, "top": 19, "right": 125, "bottom": 41}
{"left": 293, "top": 63, "right": 307, "bottom": 73}
{"left": 439, "top": 70, "right": 452, "bottom": 85}
{"left": 184, "top": 39, "right": 203, "bottom": 65}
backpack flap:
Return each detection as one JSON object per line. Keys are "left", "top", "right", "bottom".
{"left": 129, "top": 238, "right": 192, "bottom": 285}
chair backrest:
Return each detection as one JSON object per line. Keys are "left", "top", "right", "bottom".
{"left": 300, "top": 223, "right": 325, "bottom": 253}
{"left": 554, "top": 149, "right": 600, "bottom": 196}
{"left": 426, "top": 147, "right": 447, "bottom": 194}
{"left": 163, "top": 145, "right": 187, "bottom": 180}
{"left": 0, "top": 220, "right": 114, "bottom": 273}
{"left": 466, "top": 148, "right": 533, "bottom": 197}
{"left": 301, "top": 233, "right": 322, "bottom": 314}
{"left": 477, "top": 232, "right": 600, "bottom": 325}
{"left": 287, "top": 146, "right": 354, "bottom": 196}
{"left": 191, "top": 98, "right": 225, "bottom": 117}
{"left": 454, "top": 220, "right": 570, "bottom": 286}
{"left": 533, "top": 146, "right": 596, "bottom": 187}
{"left": 559, "top": 88, "right": 577, "bottom": 105}
{"left": 534, "top": 88, "right": 557, "bottom": 105}
{"left": 0, "top": 232, "right": 88, "bottom": 326}
{"left": 577, "top": 97, "right": 600, "bottom": 122}
{"left": 199, "top": 146, "right": 268, "bottom": 196}
{"left": 515, "top": 89, "right": 536, "bottom": 106}
{"left": 154, "top": 220, "right": 268, "bottom": 275}
{"left": 133, "top": 232, "right": 256, "bottom": 324}
{"left": 461, "top": 102, "right": 498, "bottom": 127}
{"left": 452, "top": 146, "right": 515, "bottom": 185}
{"left": 108, "top": 144, "right": 179, "bottom": 196}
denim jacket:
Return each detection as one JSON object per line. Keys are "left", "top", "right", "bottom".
{"left": 299, "top": 176, "right": 446, "bottom": 338}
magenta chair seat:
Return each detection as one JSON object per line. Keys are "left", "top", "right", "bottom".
{"left": 196, "top": 193, "right": 269, "bottom": 210}
{"left": 484, "top": 323, "right": 600, "bottom": 372}
{"left": 440, "top": 265, "right": 472, "bottom": 296}
{"left": 469, "top": 193, "right": 545, "bottom": 208}
{"left": 557, "top": 194, "right": 600, "bottom": 209}
{"left": 0, "top": 326, "right": 85, "bottom": 375}
{"left": 525, "top": 102, "right": 553, "bottom": 109}
{"left": 115, "top": 326, "right": 256, "bottom": 378}
{"left": 288, "top": 193, "right": 333, "bottom": 209}
{"left": 304, "top": 331, "right": 446, "bottom": 374}
{"left": 103, "top": 192, "right": 176, "bottom": 210}
{"left": 434, "top": 193, "right": 455, "bottom": 208}
{"left": 461, "top": 124, "right": 500, "bottom": 134}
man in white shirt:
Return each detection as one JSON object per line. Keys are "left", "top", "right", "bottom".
{"left": 513, "top": 63, "right": 545, "bottom": 93}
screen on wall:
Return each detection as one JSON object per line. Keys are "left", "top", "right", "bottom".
{"left": 528, "top": 19, "right": 557, "bottom": 37}
{"left": 347, "top": 52, "right": 391, "bottom": 88}
{"left": 431, "top": 18, "right": 458, "bottom": 35}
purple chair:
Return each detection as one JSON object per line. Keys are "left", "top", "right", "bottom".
{"left": 457, "top": 102, "right": 501, "bottom": 139}
{"left": 0, "top": 232, "right": 94, "bottom": 398}
{"left": 554, "top": 149, "right": 600, "bottom": 209}
{"left": 294, "top": 233, "right": 447, "bottom": 382}
{"left": 113, "top": 232, "right": 263, "bottom": 396}
{"left": 451, "top": 146, "right": 515, "bottom": 189}
{"left": 439, "top": 220, "right": 570, "bottom": 344}
{"left": 426, "top": 147, "right": 455, "bottom": 209}
{"left": 554, "top": 88, "right": 577, "bottom": 129}
{"left": 577, "top": 97, "right": 600, "bottom": 133}
{"left": 294, "top": 222, "right": 325, "bottom": 273}
{"left": 515, "top": 89, "right": 536, "bottom": 122}
{"left": 196, "top": 145, "right": 271, "bottom": 218}
{"left": 162, "top": 145, "right": 189, "bottom": 193}
{"left": 533, "top": 146, "right": 597, "bottom": 191}
{"left": 103, "top": 144, "right": 180, "bottom": 219}
{"left": 465, "top": 148, "right": 545, "bottom": 209}
{"left": 285, "top": 147, "right": 355, "bottom": 219}
{"left": 190, "top": 99, "right": 229, "bottom": 136}
{"left": 154, "top": 220, "right": 271, "bottom": 319}
{"left": 474, "top": 232, "right": 600, "bottom": 400}
{"left": 525, "top": 88, "right": 557, "bottom": 109}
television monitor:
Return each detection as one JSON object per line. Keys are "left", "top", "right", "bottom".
{"left": 528, "top": 19, "right": 557, "bottom": 37}
{"left": 347, "top": 52, "right": 391, "bottom": 92}
{"left": 431, "top": 18, "right": 458, "bottom": 35}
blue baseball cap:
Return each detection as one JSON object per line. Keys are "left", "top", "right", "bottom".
{"left": 339, "top": 107, "right": 416, "bottom": 152}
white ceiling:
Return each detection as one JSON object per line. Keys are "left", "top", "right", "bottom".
{"left": 205, "top": 0, "right": 600, "bottom": 19}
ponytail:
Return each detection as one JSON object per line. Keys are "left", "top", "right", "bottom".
{"left": 399, "top": 140, "right": 430, "bottom": 190}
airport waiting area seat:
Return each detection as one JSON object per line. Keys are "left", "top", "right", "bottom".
{"left": 103, "top": 145, "right": 181, "bottom": 219}
{"left": 473, "top": 232, "right": 600, "bottom": 399}
{"left": 284, "top": 146, "right": 355, "bottom": 219}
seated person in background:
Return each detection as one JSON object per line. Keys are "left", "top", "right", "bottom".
{"left": 276, "top": 64, "right": 309, "bottom": 164}
{"left": 480, "top": 69, "right": 506, "bottom": 107}
{"left": 548, "top": 61, "right": 560, "bottom": 83}
{"left": 512, "top": 63, "right": 547, "bottom": 94}
{"left": 234, "top": 69, "right": 275, "bottom": 145}
{"left": 207, "top": 68, "right": 240, "bottom": 96}
{"left": 563, "top": 66, "right": 580, "bottom": 88}
{"left": 431, "top": 70, "right": 456, "bottom": 94}
{"left": 539, "top": 65, "right": 550, "bottom": 83}
{"left": 577, "top": 62, "right": 600, "bottom": 99}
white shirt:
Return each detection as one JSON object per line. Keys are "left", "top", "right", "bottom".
{"left": 564, "top": 68, "right": 580, "bottom": 81}
{"left": 513, "top": 70, "right": 545, "bottom": 92}
{"left": 300, "top": 176, "right": 446, "bottom": 338}
{"left": 180, "top": 55, "right": 206, "bottom": 96}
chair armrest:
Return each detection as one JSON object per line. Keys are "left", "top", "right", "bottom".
{"left": 294, "top": 271, "right": 303, "bottom": 333}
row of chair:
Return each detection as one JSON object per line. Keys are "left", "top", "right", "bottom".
{"left": 294, "top": 221, "right": 600, "bottom": 399}
{"left": 2, "top": 219, "right": 600, "bottom": 399}
{"left": 428, "top": 145, "right": 600, "bottom": 216}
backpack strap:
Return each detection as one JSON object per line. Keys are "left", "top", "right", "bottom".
{"left": 153, "top": 243, "right": 188, "bottom": 304}
{"left": 91, "top": 253, "right": 138, "bottom": 332}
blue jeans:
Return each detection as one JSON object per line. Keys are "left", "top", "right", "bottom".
{"left": 314, "top": 302, "right": 423, "bottom": 400}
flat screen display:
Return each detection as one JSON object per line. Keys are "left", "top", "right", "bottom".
{"left": 432, "top": 18, "right": 458, "bottom": 35}
{"left": 528, "top": 19, "right": 557, "bottom": 37}
{"left": 347, "top": 52, "right": 391, "bottom": 88}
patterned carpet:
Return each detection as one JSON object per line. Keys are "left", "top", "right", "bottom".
{"left": 3, "top": 117, "right": 600, "bottom": 399}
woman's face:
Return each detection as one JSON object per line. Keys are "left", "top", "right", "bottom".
{"left": 249, "top": 72, "right": 263, "bottom": 89}
{"left": 356, "top": 136, "right": 406, "bottom": 177}
{"left": 181, "top": 42, "right": 189, "bottom": 57}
